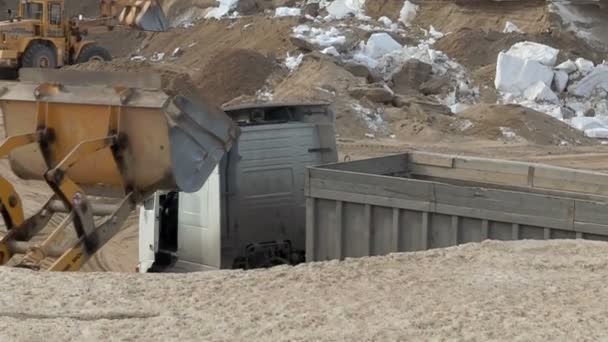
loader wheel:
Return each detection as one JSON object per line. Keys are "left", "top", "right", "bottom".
{"left": 76, "top": 45, "right": 112, "bottom": 64}
{"left": 21, "top": 44, "right": 57, "bottom": 69}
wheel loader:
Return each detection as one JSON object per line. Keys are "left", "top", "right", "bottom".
{"left": 0, "top": 68, "right": 240, "bottom": 271}
{"left": 0, "top": 0, "right": 168, "bottom": 73}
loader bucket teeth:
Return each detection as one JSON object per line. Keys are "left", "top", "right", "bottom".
{"left": 0, "top": 68, "right": 240, "bottom": 271}
{"left": 119, "top": 0, "right": 169, "bottom": 32}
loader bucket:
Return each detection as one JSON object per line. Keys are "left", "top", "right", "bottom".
{"left": 0, "top": 68, "right": 239, "bottom": 271}
{"left": 118, "top": 0, "right": 169, "bottom": 32}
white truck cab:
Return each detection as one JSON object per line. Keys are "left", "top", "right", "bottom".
{"left": 138, "top": 103, "right": 337, "bottom": 272}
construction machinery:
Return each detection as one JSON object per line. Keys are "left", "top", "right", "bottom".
{"left": 0, "top": 68, "right": 240, "bottom": 271}
{"left": 0, "top": 0, "right": 168, "bottom": 71}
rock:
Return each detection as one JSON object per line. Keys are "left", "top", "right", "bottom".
{"left": 349, "top": 84, "right": 395, "bottom": 103}
{"left": 584, "top": 108, "right": 596, "bottom": 117}
{"left": 506, "top": 41, "right": 559, "bottom": 67}
{"left": 561, "top": 106, "right": 576, "bottom": 120}
{"left": 419, "top": 77, "right": 451, "bottom": 96}
{"left": 290, "top": 36, "right": 316, "bottom": 52}
{"left": 392, "top": 95, "right": 451, "bottom": 116}
{"left": 364, "top": 33, "right": 402, "bottom": 59}
{"left": 553, "top": 70, "right": 569, "bottom": 93}
{"left": 303, "top": 3, "right": 319, "bottom": 17}
{"left": 391, "top": 59, "right": 433, "bottom": 95}
{"left": 524, "top": 81, "right": 559, "bottom": 104}
{"left": 569, "top": 65, "right": 608, "bottom": 98}
{"left": 344, "top": 63, "right": 370, "bottom": 78}
{"left": 555, "top": 59, "right": 577, "bottom": 74}
{"left": 495, "top": 52, "right": 554, "bottom": 94}
{"left": 585, "top": 127, "right": 608, "bottom": 138}
{"left": 575, "top": 58, "right": 595, "bottom": 75}
{"left": 569, "top": 117, "right": 604, "bottom": 131}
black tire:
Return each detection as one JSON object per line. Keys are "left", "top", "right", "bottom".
{"left": 76, "top": 45, "right": 112, "bottom": 64}
{"left": 21, "top": 43, "right": 57, "bottom": 68}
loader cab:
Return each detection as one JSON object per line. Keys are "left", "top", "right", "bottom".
{"left": 19, "top": 1, "right": 64, "bottom": 36}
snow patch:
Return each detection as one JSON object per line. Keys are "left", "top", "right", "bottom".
{"left": 275, "top": 7, "right": 301, "bottom": 17}
{"left": 503, "top": 21, "right": 523, "bottom": 33}
{"left": 285, "top": 53, "right": 304, "bottom": 72}
{"left": 205, "top": 0, "right": 239, "bottom": 19}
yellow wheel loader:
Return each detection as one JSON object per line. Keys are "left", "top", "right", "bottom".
{"left": 0, "top": 68, "right": 240, "bottom": 271}
{"left": 0, "top": 0, "right": 168, "bottom": 73}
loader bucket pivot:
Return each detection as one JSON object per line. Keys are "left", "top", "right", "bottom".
{"left": 0, "top": 68, "right": 240, "bottom": 271}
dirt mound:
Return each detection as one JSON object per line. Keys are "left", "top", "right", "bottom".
{"left": 65, "top": 60, "right": 219, "bottom": 106}
{"left": 436, "top": 28, "right": 605, "bottom": 71}
{"left": 459, "top": 104, "right": 594, "bottom": 145}
{"left": 196, "top": 48, "right": 277, "bottom": 105}
{"left": 140, "top": 15, "right": 297, "bottom": 69}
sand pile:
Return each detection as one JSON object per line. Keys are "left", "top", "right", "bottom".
{"left": 1, "top": 240, "right": 608, "bottom": 341}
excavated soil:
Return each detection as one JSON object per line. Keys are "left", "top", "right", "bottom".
{"left": 1, "top": 240, "right": 608, "bottom": 340}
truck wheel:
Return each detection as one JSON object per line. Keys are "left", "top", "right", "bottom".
{"left": 76, "top": 45, "right": 112, "bottom": 64}
{"left": 21, "top": 44, "right": 57, "bottom": 68}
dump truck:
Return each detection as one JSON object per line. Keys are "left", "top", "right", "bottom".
{"left": 138, "top": 103, "right": 338, "bottom": 272}
{"left": 0, "top": 0, "right": 168, "bottom": 72}
{"left": 0, "top": 68, "right": 239, "bottom": 271}
{"left": 140, "top": 150, "right": 608, "bottom": 272}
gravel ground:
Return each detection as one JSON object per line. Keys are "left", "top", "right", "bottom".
{"left": 0, "top": 240, "right": 607, "bottom": 341}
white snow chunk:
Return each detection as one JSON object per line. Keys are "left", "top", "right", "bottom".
{"left": 399, "top": 1, "right": 418, "bottom": 27}
{"left": 429, "top": 25, "right": 444, "bottom": 39}
{"left": 378, "top": 16, "right": 393, "bottom": 27}
{"left": 292, "top": 25, "right": 347, "bottom": 47}
{"left": 553, "top": 70, "right": 569, "bottom": 93}
{"left": 150, "top": 52, "right": 165, "bottom": 62}
{"left": 569, "top": 65, "right": 608, "bottom": 98}
{"left": 275, "top": 7, "right": 301, "bottom": 17}
{"left": 585, "top": 128, "right": 608, "bottom": 138}
{"left": 326, "top": 0, "right": 366, "bottom": 20}
{"left": 555, "top": 59, "right": 577, "bottom": 74}
{"left": 569, "top": 117, "right": 605, "bottom": 131}
{"left": 524, "top": 81, "right": 559, "bottom": 103}
{"left": 363, "top": 33, "right": 402, "bottom": 59}
{"left": 500, "top": 127, "right": 518, "bottom": 140}
{"left": 321, "top": 46, "right": 340, "bottom": 57}
{"left": 285, "top": 53, "right": 304, "bottom": 72}
{"left": 506, "top": 41, "right": 559, "bottom": 66}
{"left": 205, "top": 0, "right": 239, "bottom": 19}
{"left": 503, "top": 21, "right": 523, "bottom": 33}
{"left": 575, "top": 58, "right": 595, "bottom": 75}
{"left": 495, "top": 52, "right": 554, "bottom": 94}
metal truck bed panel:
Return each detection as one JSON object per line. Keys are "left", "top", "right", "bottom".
{"left": 306, "top": 152, "right": 608, "bottom": 262}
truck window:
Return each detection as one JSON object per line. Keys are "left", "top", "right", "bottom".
{"left": 49, "top": 3, "right": 61, "bottom": 25}
{"left": 24, "top": 3, "right": 43, "bottom": 20}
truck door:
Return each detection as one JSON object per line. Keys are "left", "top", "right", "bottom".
{"left": 176, "top": 166, "right": 222, "bottom": 270}
{"left": 138, "top": 192, "right": 160, "bottom": 273}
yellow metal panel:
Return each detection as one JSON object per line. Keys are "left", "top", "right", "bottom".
{"left": 0, "top": 50, "right": 18, "bottom": 59}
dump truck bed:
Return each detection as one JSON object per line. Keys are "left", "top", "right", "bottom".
{"left": 306, "top": 152, "right": 608, "bottom": 262}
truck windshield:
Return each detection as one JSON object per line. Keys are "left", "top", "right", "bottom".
{"left": 24, "top": 3, "right": 43, "bottom": 19}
